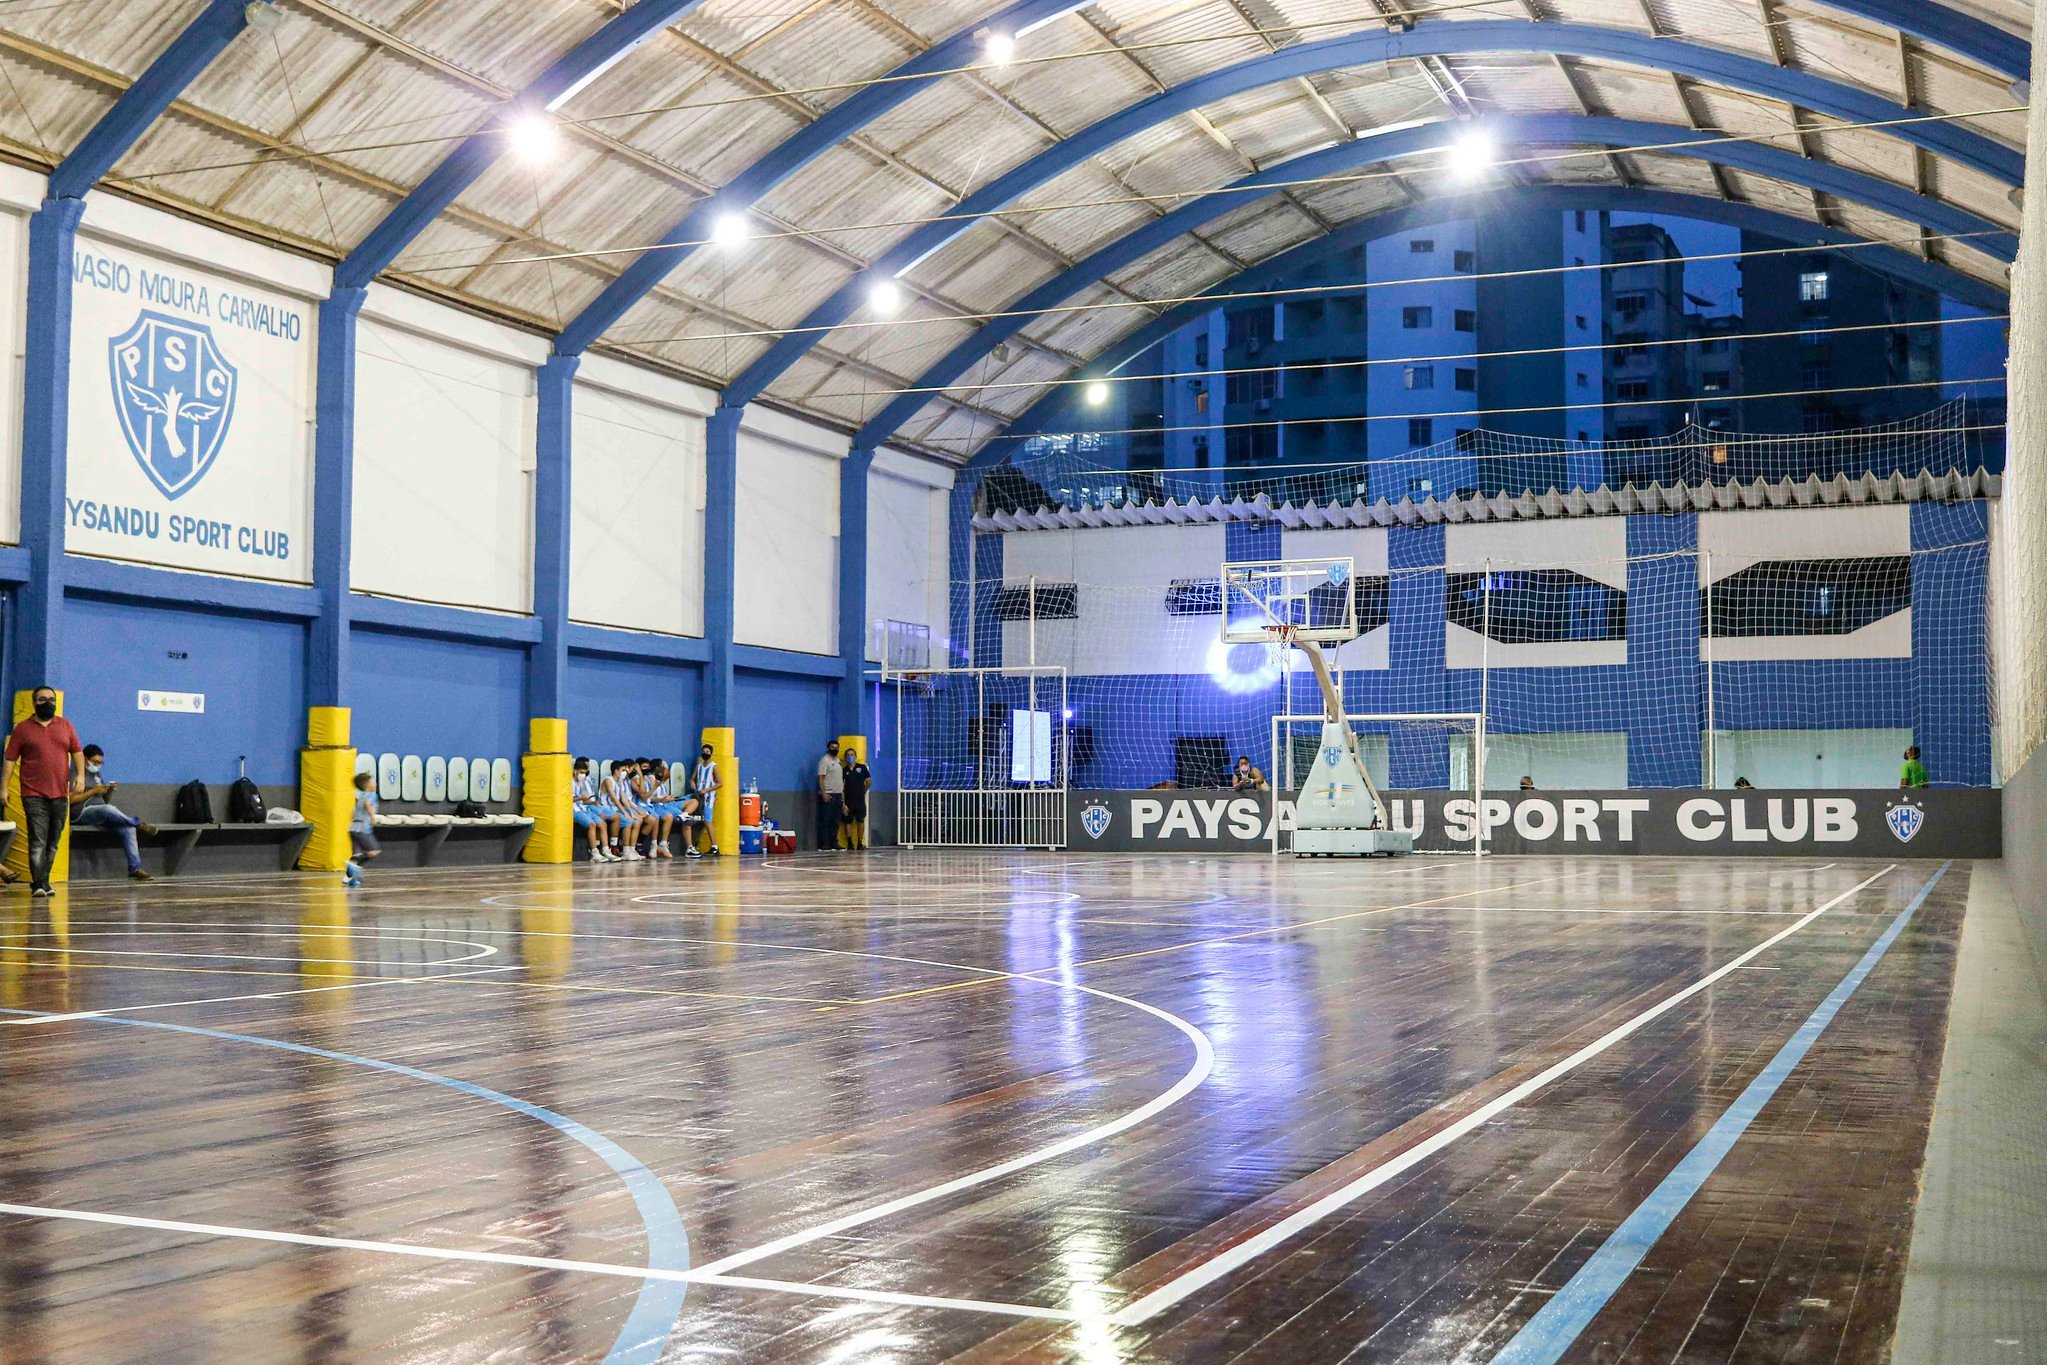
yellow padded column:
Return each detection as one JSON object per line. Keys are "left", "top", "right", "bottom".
{"left": 297, "top": 705, "right": 356, "bottom": 872}
{"left": 522, "top": 716, "right": 572, "bottom": 864}
{"left": 6, "top": 690, "right": 71, "bottom": 884}
{"left": 700, "top": 726, "right": 737, "bottom": 855}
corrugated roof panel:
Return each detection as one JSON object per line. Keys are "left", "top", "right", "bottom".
{"left": 1624, "top": 153, "right": 1723, "bottom": 198}
{"left": 736, "top": 7, "right": 923, "bottom": 113}
{"left": 1548, "top": 0, "right": 1658, "bottom": 36}
{"left": 921, "top": 234, "right": 1064, "bottom": 310}
{"left": 117, "top": 116, "right": 313, "bottom": 228}
{"left": 1929, "top": 160, "right": 2021, "bottom": 233}
{"left": 1, "top": 0, "right": 205, "bottom": 84}
{"left": 1106, "top": 235, "right": 1239, "bottom": 302}
{"left": 980, "top": 19, "right": 1161, "bottom": 130}
{"left": 615, "top": 71, "right": 812, "bottom": 185}
{"left": 860, "top": 81, "right": 1048, "bottom": 188}
{"left": 1723, "top": 167, "right": 1822, "bottom": 217}
{"left": 1941, "top": 237, "right": 2011, "bottom": 289}
{"left": 490, "top": 160, "right": 695, "bottom": 265}
{"left": 1641, "top": 0, "right": 1760, "bottom": 44}
{"left": 1912, "top": 58, "right": 2026, "bottom": 148}
{"left": 1287, "top": 176, "right": 1410, "bottom": 227}
{"left": 390, "top": 0, "right": 603, "bottom": 91}
{"left": 1808, "top": 123, "right": 1918, "bottom": 192}
{"left": 283, "top": 53, "right": 494, "bottom": 189}
{"left": 1197, "top": 193, "right": 1319, "bottom": 259}
{"left": 447, "top": 138, "right": 616, "bottom": 233}
{"left": 1017, "top": 194, "right": 1160, "bottom": 261}
{"left": 181, "top": 5, "right": 376, "bottom": 139}
{"left": 676, "top": 0, "right": 837, "bottom": 65}
{"left": 1207, "top": 89, "right": 1346, "bottom": 167}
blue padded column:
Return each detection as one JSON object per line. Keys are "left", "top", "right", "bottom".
{"left": 703, "top": 405, "right": 741, "bottom": 724}
{"left": 1625, "top": 512, "right": 1703, "bottom": 787}
{"left": 530, "top": 355, "right": 580, "bottom": 720}
{"left": 1911, "top": 500, "right": 1992, "bottom": 786}
{"left": 308, "top": 287, "right": 364, "bottom": 709}
{"left": 16, "top": 198, "right": 84, "bottom": 690}
{"left": 1388, "top": 524, "right": 1449, "bottom": 788}
{"left": 836, "top": 446, "right": 875, "bottom": 734}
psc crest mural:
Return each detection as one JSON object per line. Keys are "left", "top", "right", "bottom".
{"left": 109, "top": 310, "right": 237, "bottom": 501}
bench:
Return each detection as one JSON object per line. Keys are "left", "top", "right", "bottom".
{"left": 68, "top": 821, "right": 314, "bottom": 879}
{"left": 369, "top": 814, "right": 534, "bottom": 867}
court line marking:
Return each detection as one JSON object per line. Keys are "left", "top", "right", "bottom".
{"left": 0, "top": 941, "right": 498, "bottom": 966}
{"left": 0, "top": 1201, "right": 1082, "bottom": 1322}
{"left": 1488, "top": 860, "right": 1951, "bottom": 1364}
{"left": 1105, "top": 863, "right": 1899, "bottom": 1326}
{"left": 0, "top": 1008, "right": 692, "bottom": 1365}
{"left": 0, "top": 966, "right": 527, "bottom": 1025}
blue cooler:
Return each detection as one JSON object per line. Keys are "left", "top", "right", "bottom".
{"left": 738, "top": 825, "right": 763, "bottom": 855}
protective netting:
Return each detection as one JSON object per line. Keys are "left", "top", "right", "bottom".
{"left": 904, "top": 530, "right": 1993, "bottom": 793}
{"left": 992, "top": 399, "right": 1986, "bottom": 516}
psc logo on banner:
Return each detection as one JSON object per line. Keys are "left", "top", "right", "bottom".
{"left": 109, "top": 310, "right": 238, "bottom": 501}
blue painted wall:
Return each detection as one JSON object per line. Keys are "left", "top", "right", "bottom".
{"left": 734, "top": 670, "right": 837, "bottom": 792}
{"left": 350, "top": 626, "right": 527, "bottom": 764}
{"left": 567, "top": 653, "right": 701, "bottom": 764}
{"left": 57, "top": 594, "right": 304, "bottom": 787}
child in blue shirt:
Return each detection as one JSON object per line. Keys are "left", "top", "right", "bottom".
{"left": 345, "top": 771, "right": 380, "bottom": 887}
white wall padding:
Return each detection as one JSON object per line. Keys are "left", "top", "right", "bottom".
{"left": 352, "top": 317, "right": 534, "bottom": 613}
{"left": 866, "top": 454, "right": 950, "bottom": 661}
{"left": 735, "top": 419, "right": 840, "bottom": 655}
{"left": 570, "top": 380, "right": 706, "bottom": 636}
{"left": 1999, "top": 33, "right": 2047, "bottom": 779}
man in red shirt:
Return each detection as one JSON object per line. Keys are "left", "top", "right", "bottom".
{"left": 2, "top": 686, "right": 83, "bottom": 896}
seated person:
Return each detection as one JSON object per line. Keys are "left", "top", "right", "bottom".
{"left": 1230, "top": 755, "right": 1268, "bottom": 791}
{"left": 631, "top": 756, "right": 678, "bottom": 859}
{"left": 572, "top": 757, "right": 621, "bottom": 862}
{"left": 1518, "top": 775, "right": 1536, "bottom": 791}
{"left": 70, "top": 743, "right": 158, "bottom": 881}
{"left": 600, "top": 758, "right": 649, "bottom": 861}
{"left": 1733, "top": 776, "right": 1754, "bottom": 790}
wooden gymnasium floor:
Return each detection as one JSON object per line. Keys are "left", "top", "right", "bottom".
{"left": 0, "top": 851, "right": 1971, "bottom": 1363}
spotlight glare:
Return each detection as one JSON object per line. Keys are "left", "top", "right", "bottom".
{"left": 711, "top": 211, "right": 751, "bottom": 249}
{"left": 981, "top": 29, "right": 1015, "bottom": 65}
{"left": 1083, "top": 380, "right": 1111, "bottom": 406}
{"left": 506, "top": 113, "right": 558, "bottom": 164}
{"left": 868, "top": 279, "right": 904, "bottom": 316}
{"left": 1447, "top": 129, "right": 1494, "bottom": 181}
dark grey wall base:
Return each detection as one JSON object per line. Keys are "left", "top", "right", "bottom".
{"left": 366, "top": 823, "right": 532, "bottom": 868}
{"left": 69, "top": 822, "right": 313, "bottom": 879}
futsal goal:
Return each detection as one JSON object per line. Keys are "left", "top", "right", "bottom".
{"left": 1269, "top": 711, "right": 1486, "bottom": 857}
{"left": 890, "top": 664, "right": 1069, "bottom": 849}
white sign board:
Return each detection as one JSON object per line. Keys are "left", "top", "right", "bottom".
{"left": 1010, "top": 709, "right": 1053, "bottom": 784}
{"left": 138, "top": 690, "right": 205, "bottom": 714}
{"left": 67, "top": 239, "right": 314, "bottom": 582}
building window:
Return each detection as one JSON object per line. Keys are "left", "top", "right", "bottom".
{"left": 1575, "top": 209, "right": 1587, "bottom": 231}
{"left": 1194, "top": 335, "right": 1209, "bottom": 367}
{"left": 1403, "top": 365, "right": 1435, "bottom": 390}
{"left": 1287, "top": 299, "right": 1326, "bottom": 335}
{"left": 1455, "top": 367, "right": 1477, "bottom": 392}
{"left": 1166, "top": 578, "right": 1223, "bottom": 616}
{"left": 1453, "top": 249, "right": 1475, "bottom": 273}
{"left": 1225, "top": 424, "right": 1278, "bottom": 463}
{"left": 1408, "top": 418, "right": 1433, "bottom": 446}
{"left": 1801, "top": 363, "right": 1831, "bottom": 389}
{"left": 994, "top": 582, "right": 1079, "bottom": 621}
{"left": 1702, "top": 557, "right": 1910, "bottom": 637}
{"left": 1577, "top": 429, "right": 1590, "bottom": 443}
{"left": 1799, "top": 271, "right": 1830, "bottom": 302}
{"left": 1576, "top": 371, "right": 1589, "bottom": 388}
{"left": 1448, "top": 570, "right": 1628, "bottom": 643}
{"left": 1616, "top": 380, "right": 1651, "bottom": 401}
{"left": 1402, "top": 305, "right": 1433, "bottom": 329}
{"left": 1194, "top": 387, "right": 1209, "bottom": 413}
{"left": 1702, "top": 371, "right": 1729, "bottom": 392}
{"left": 1703, "top": 337, "right": 1727, "bottom": 354}
{"left": 1614, "top": 293, "right": 1647, "bottom": 319}
{"left": 1226, "top": 308, "right": 1273, "bottom": 349}
{"left": 1575, "top": 314, "right": 1588, "bottom": 330}
{"left": 1410, "top": 238, "right": 1434, "bottom": 253}
{"left": 1338, "top": 297, "right": 1366, "bottom": 328}
{"left": 1225, "top": 369, "right": 1278, "bottom": 404}
{"left": 1453, "top": 308, "right": 1476, "bottom": 332}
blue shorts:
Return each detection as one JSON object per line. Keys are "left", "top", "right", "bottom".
{"left": 573, "top": 803, "right": 619, "bottom": 828}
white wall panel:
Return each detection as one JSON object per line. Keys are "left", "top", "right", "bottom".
{"left": 352, "top": 315, "right": 534, "bottom": 613}
{"left": 64, "top": 210, "right": 317, "bottom": 579}
{"left": 866, "top": 455, "right": 951, "bottom": 662}
{"left": 735, "top": 414, "right": 841, "bottom": 655}
{"left": 1699, "top": 505, "right": 1912, "bottom": 661}
{"left": 1444, "top": 518, "right": 1628, "bottom": 668}
{"left": 569, "top": 378, "right": 705, "bottom": 636}
{"left": 0, "top": 201, "right": 26, "bottom": 544}
{"left": 1281, "top": 526, "right": 1391, "bottom": 670}
{"left": 1002, "top": 524, "right": 1225, "bottom": 675}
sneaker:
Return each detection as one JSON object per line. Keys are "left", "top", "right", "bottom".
{"left": 137, "top": 822, "right": 159, "bottom": 837}
{"left": 622, "top": 848, "right": 642, "bottom": 861}
{"left": 32, "top": 885, "right": 51, "bottom": 897}
{"left": 684, "top": 845, "right": 702, "bottom": 859}
{"left": 128, "top": 869, "right": 152, "bottom": 882}
{"left": 344, "top": 874, "right": 361, "bottom": 888}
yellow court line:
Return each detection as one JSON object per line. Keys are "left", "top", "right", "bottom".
{"left": 844, "top": 871, "right": 1582, "bottom": 1006}
{"left": 412, "top": 975, "right": 854, "bottom": 1007}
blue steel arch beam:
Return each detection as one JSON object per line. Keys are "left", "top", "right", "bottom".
{"left": 722, "top": 21, "right": 2023, "bottom": 410}
{"left": 337, "top": 0, "right": 702, "bottom": 290}
{"left": 969, "top": 187, "right": 2008, "bottom": 467}
{"left": 20, "top": 0, "right": 279, "bottom": 693}
{"left": 839, "top": 114, "right": 2011, "bottom": 454}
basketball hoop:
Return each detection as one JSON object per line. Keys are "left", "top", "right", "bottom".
{"left": 1264, "top": 622, "right": 1299, "bottom": 672}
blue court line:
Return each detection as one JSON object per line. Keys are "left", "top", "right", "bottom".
{"left": 0, "top": 1006, "right": 690, "bottom": 1364}
{"left": 1491, "top": 859, "right": 1951, "bottom": 1365}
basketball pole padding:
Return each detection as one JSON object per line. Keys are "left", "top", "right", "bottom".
{"left": 522, "top": 716, "right": 572, "bottom": 863}
{"left": 298, "top": 705, "right": 356, "bottom": 872}
{"left": 701, "top": 726, "right": 737, "bottom": 854}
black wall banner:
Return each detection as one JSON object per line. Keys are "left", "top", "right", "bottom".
{"left": 1066, "top": 788, "right": 2000, "bottom": 858}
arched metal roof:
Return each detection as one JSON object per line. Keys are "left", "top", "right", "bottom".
{"left": 11, "top": 0, "right": 2023, "bottom": 460}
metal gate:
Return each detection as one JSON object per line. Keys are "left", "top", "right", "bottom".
{"left": 892, "top": 664, "right": 1069, "bottom": 849}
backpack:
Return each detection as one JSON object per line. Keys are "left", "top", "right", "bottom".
{"left": 174, "top": 780, "right": 214, "bottom": 824}
{"left": 453, "top": 800, "right": 486, "bottom": 819}
{"left": 228, "top": 776, "right": 265, "bottom": 823}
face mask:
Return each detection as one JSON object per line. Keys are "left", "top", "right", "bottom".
{"left": 86, "top": 762, "right": 101, "bottom": 775}
{"left": 700, "top": 752, "right": 712, "bottom": 761}
{"left": 32, "top": 700, "right": 53, "bottom": 721}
